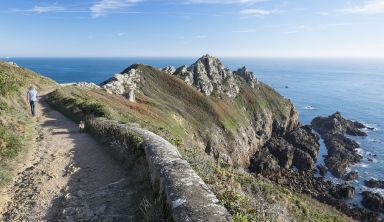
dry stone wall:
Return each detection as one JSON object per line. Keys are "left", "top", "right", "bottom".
{"left": 87, "top": 118, "right": 232, "bottom": 222}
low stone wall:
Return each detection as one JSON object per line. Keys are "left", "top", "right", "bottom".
{"left": 88, "top": 118, "right": 232, "bottom": 222}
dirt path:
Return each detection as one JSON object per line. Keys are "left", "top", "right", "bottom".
{"left": 0, "top": 92, "right": 152, "bottom": 221}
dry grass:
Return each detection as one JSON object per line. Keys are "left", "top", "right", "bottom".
{"left": 0, "top": 61, "right": 56, "bottom": 187}
{"left": 46, "top": 64, "right": 351, "bottom": 221}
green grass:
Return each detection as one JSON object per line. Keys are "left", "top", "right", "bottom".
{"left": 45, "top": 64, "right": 351, "bottom": 221}
{"left": 46, "top": 89, "right": 113, "bottom": 122}
{"left": 0, "top": 61, "right": 56, "bottom": 187}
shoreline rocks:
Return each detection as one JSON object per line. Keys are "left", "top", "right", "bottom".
{"left": 311, "top": 112, "right": 370, "bottom": 178}
{"left": 365, "top": 179, "right": 384, "bottom": 189}
{"left": 343, "top": 171, "right": 359, "bottom": 181}
{"left": 311, "top": 111, "right": 368, "bottom": 136}
{"left": 329, "top": 184, "right": 355, "bottom": 199}
{"left": 250, "top": 125, "right": 319, "bottom": 174}
{"left": 362, "top": 191, "right": 384, "bottom": 212}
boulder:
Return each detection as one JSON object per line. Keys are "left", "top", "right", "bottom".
{"left": 249, "top": 149, "right": 280, "bottom": 177}
{"left": 311, "top": 112, "right": 368, "bottom": 136}
{"left": 293, "top": 148, "right": 315, "bottom": 171}
{"left": 362, "top": 191, "right": 384, "bottom": 212}
{"left": 364, "top": 179, "right": 384, "bottom": 189}
{"left": 343, "top": 171, "right": 359, "bottom": 181}
{"left": 266, "top": 137, "right": 294, "bottom": 169}
{"left": 330, "top": 185, "right": 355, "bottom": 199}
{"left": 285, "top": 126, "right": 319, "bottom": 159}
{"left": 317, "top": 165, "right": 328, "bottom": 176}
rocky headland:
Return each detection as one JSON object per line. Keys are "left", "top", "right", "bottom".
{"left": 47, "top": 55, "right": 383, "bottom": 221}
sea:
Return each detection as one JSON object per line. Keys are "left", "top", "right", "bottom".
{"left": 4, "top": 57, "right": 384, "bottom": 207}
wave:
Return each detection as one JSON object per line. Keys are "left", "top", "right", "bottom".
{"left": 360, "top": 122, "right": 380, "bottom": 131}
{"left": 303, "top": 105, "right": 316, "bottom": 110}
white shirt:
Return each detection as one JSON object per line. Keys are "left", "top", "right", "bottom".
{"left": 27, "top": 89, "right": 37, "bottom": 102}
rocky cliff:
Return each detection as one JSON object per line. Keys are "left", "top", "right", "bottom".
{"left": 50, "top": 56, "right": 373, "bottom": 221}
{"left": 99, "top": 55, "right": 317, "bottom": 169}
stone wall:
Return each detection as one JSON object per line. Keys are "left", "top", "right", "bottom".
{"left": 87, "top": 118, "right": 232, "bottom": 222}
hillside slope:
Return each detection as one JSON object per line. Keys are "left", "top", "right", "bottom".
{"left": 47, "top": 56, "right": 353, "bottom": 221}
{"left": 0, "top": 61, "right": 55, "bottom": 186}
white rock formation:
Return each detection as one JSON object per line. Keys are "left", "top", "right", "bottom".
{"left": 161, "top": 66, "right": 176, "bottom": 75}
{"left": 7, "top": 61, "right": 19, "bottom": 67}
{"left": 60, "top": 82, "right": 101, "bottom": 89}
{"left": 173, "top": 55, "right": 239, "bottom": 98}
{"left": 100, "top": 68, "right": 141, "bottom": 102}
{"left": 233, "top": 66, "right": 259, "bottom": 88}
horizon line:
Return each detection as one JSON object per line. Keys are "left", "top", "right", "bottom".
{"left": 2, "top": 55, "right": 384, "bottom": 60}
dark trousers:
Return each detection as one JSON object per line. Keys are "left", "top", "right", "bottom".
{"left": 30, "top": 101, "right": 36, "bottom": 116}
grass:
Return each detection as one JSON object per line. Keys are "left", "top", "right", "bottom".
{"left": 45, "top": 64, "right": 352, "bottom": 221}
{"left": 0, "top": 61, "right": 55, "bottom": 187}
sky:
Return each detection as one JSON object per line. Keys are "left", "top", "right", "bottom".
{"left": 1, "top": 0, "right": 384, "bottom": 58}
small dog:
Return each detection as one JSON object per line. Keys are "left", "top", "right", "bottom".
{"left": 79, "top": 120, "right": 85, "bottom": 134}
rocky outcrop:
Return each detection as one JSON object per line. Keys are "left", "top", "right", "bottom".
{"left": 250, "top": 125, "right": 320, "bottom": 173}
{"left": 311, "top": 111, "right": 368, "bottom": 136}
{"left": 330, "top": 184, "right": 355, "bottom": 199}
{"left": 173, "top": 55, "right": 239, "bottom": 98}
{"left": 311, "top": 112, "right": 369, "bottom": 178}
{"left": 259, "top": 168, "right": 380, "bottom": 221}
{"left": 317, "top": 165, "right": 328, "bottom": 176}
{"left": 7, "top": 61, "right": 19, "bottom": 67}
{"left": 233, "top": 66, "right": 259, "bottom": 88}
{"left": 362, "top": 191, "right": 384, "bottom": 212}
{"left": 100, "top": 67, "right": 141, "bottom": 102}
{"left": 343, "top": 171, "right": 359, "bottom": 181}
{"left": 60, "top": 82, "right": 101, "bottom": 89}
{"left": 322, "top": 133, "right": 362, "bottom": 177}
{"left": 161, "top": 66, "right": 176, "bottom": 75}
{"left": 173, "top": 65, "right": 194, "bottom": 86}
{"left": 365, "top": 179, "right": 384, "bottom": 189}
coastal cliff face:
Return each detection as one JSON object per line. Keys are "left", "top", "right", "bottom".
{"left": 100, "top": 55, "right": 312, "bottom": 169}
{"left": 48, "top": 57, "right": 358, "bottom": 221}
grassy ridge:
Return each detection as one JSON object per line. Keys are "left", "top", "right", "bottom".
{"left": 0, "top": 61, "right": 55, "bottom": 186}
{"left": 47, "top": 64, "right": 293, "bottom": 147}
{"left": 46, "top": 65, "right": 352, "bottom": 221}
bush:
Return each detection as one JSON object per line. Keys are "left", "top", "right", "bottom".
{"left": 46, "top": 89, "right": 112, "bottom": 122}
{"left": 0, "top": 126, "right": 23, "bottom": 159}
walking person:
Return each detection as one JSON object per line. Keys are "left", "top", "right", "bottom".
{"left": 27, "top": 86, "right": 38, "bottom": 116}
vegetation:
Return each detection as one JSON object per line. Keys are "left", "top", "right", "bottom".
{"left": 45, "top": 64, "right": 351, "bottom": 221}
{"left": 0, "top": 61, "right": 55, "bottom": 187}
{"left": 181, "top": 148, "right": 350, "bottom": 222}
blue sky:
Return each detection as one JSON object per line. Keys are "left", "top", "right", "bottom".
{"left": 1, "top": 0, "right": 384, "bottom": 57}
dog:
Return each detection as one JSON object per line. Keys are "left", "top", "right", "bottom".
{"left": 79, "top": 120, "right": 85, "bottom": 134}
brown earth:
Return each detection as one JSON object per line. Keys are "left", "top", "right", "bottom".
{"left": 0, "top": 91, "right": 157, "bottom": 221}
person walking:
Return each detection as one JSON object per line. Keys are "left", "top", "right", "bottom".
{"left": 27, "top": 86, "right": 38, "bottom": 116}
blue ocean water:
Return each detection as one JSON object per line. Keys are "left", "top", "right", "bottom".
{"left": 5, "top": 57, "right": 384, "bottom": 202}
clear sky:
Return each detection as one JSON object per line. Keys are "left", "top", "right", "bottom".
{"left": 1, "top": 0, "right": 384, "bottom": 58}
